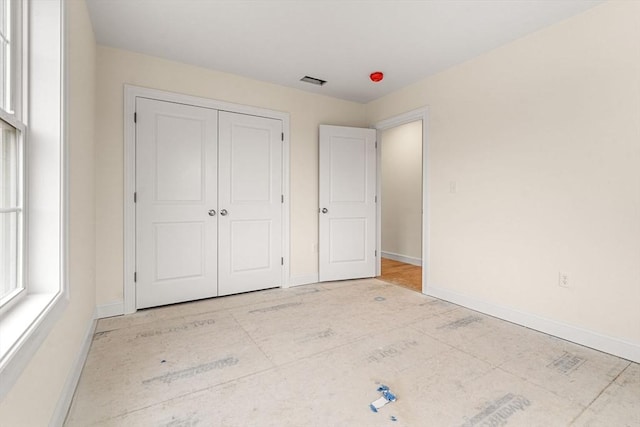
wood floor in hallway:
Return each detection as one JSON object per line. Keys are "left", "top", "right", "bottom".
{"left": 378, "top": 257, "right": 422, "bottom": 293}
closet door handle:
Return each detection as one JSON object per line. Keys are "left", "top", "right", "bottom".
{"left": 208, "top": 209, "right": 216, "bottom": 216}
{"left": 220, "top": 209, "right": 228, "bottom": 216}
{"left": 321, "top": 208, "right": 328, "bottom": 214}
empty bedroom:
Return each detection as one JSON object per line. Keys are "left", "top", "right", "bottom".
{"left": 0, "top": 1, "right": 638, "bottom": 426}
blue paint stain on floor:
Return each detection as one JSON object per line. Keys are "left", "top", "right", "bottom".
{"left": 375, "top": 296, "right": 386, "bottom": 301}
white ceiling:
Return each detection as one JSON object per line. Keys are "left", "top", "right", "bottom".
{"left": 86, "top": 0, "right": 603, "bottom": 103}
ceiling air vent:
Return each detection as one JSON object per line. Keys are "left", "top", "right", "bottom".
{"left": 300, "top": 75, "right": 327, "bottom": 86}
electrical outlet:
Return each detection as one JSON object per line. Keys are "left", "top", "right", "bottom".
{"left": 449, "top": 181, "right": 457, "bottom": 193}
{"left": 312, "top": 243, "right": 318, "bottom": 253}
{"left": 558, "top": 272, "right": 569, "bottom": 288}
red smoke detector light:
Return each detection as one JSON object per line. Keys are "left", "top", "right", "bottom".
{"left": 370, "top": 71, "right": 384, "bottom": 83}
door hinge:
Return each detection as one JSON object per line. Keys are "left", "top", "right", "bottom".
{"left": 375, "top": 140, "right": 377, "bottom": 148}
{"left": 134, "top": 272, "right": 137, "bottom": 282}
{"left": 375, "top": 195, "right": 377, "bottom": 203}
{"left": 281, "top": 195, "right": 284, "bottom": 203}
{"left": 281, "top": 257, "right": 284, "bottom": 266}
{"left": 134, "top": 192, "right": 137, "bottom": 203}
{"left": 375, "top": 250, "right": 377, "bottom": 257}
{"left": 281, "top": 132, "right": 284, "bottom": 141}
{"left": 134, "top": 112, "right": 137, "bottom": 123}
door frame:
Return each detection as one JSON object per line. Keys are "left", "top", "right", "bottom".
{"left": 123, "top": 84, "right": 291, "bottom": 314}
{"left": 374, "top": 107, "right": 429, "bottom": 294}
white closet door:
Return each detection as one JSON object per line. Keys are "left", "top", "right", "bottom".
{"left": 319, "top": 125, "right": 377, "bottom": 282}
{"left": 218, "top": 111, "right": 283, "bottom": 295}
{"left": 136, "top": 98, "right": 218, "bottom": 309}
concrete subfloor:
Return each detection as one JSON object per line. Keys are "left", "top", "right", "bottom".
{"left": 65, "top": 279, "right": 639, "bottom": 426}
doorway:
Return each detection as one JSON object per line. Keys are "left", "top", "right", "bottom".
{"left": 375, "top": 108, "right": 429, "bottom": 294}
{"left": 377, "top": 121, "right": 423, "bottom": 292}
{"left": 377, "top": 120, "right": 423, "bottom": 292}
{"left": 316, "top": 109, "right": 428, "bottom": 291}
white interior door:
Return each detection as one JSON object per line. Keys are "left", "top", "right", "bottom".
{"left": 135, "top": 98, "right": 218, "bottom": 309}
{"left": 319, "top": 125, "right": 377, "bottom": 282}
{"left": 218, "top": 111, "right": 283, "bottom": 295}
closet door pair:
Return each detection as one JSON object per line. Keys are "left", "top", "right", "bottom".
{"left": 135, "top": 98, "right": 282, "bottom": 309}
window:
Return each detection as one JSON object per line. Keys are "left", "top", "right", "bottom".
{"left": 0, "top": 0, "right": 24, "bottom": 309}
{"left": 0, "top": 120, "right": 22, "bottom": 305}
{"left": 0, "top": 0, "right": 15, "bottom": 112}
{"left": 0, "top": 0, "right": 64, "bottom": 398}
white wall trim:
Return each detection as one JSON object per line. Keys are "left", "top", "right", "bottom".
{"left": 375, "top": 107, "right": 429, "bottom": 295}
{"left": 95, "top": 301, "right": 124, "bottom": 319}
{"left": 123, "top": 84, "right": 291, "bottom": 313}
{"left": 0, "top": 294, "right": 67, "bottom": 399}
{"left": 48, "top": 314, "right": 97, "bottom": 427}
{"left": 380, "top": 251, "right": 421, "bottom": 267}
{"left": 289, "top": 274, "right": 320, "bottom": 287}
{"left": 427, "top": 285, "right": 640, "bottom": 363}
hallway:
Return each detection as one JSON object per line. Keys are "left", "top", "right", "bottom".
{"left": 378, "top": 258, "right": 422, "bottom": 293}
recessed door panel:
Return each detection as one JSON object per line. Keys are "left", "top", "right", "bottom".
{"left": 136, "top": 98, "right": 218, "bottom": 308}
{"left": 230, "top": 220, "right": 271, "bottom": 272}
{"left": 330, "top": 137, "right": 367, "bottom": 203}
{"left": 329, "top": 218, "right": 366, "bottom": 263}
{"left": 155, "top": 115, "right": 204, "bottom": 202}
{"left": 218, "top": 111, "right": 282, "bottom": 296}
{"left": 230, "top": 126, "right": 271, "bottom": 203}
{"left": 154, "top": 222, "right": 204, "bottom": 281}
{"left": 319, "top": 125, "right": 377, "bottom": 282}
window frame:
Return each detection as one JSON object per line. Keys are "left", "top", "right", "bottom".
{"left": 0, "top": 115, "right": 25, "bottom": 310}
{"left": 0, "top": 0, "right": 24, "bottom": 118}
{"left": 0, "top": 0, "right": 25, "bottom": 312}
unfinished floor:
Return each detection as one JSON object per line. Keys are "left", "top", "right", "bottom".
{"left": 65, "top": 279, "right": 639, "bottom": 426}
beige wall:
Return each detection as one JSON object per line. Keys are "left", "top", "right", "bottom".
{"left": 381, "top": 121, "right": 422, "bottom": 260}
{"left": 367, "top": 1, "right": 640, "bottom": 345}
{"left": 94, "top": 47, "right": 367, "bottom": 305}
{"left": 0, "top": 0, "right": 97, "bottom": 424}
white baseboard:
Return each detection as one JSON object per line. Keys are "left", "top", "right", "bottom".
{"left": 48, "top": 314, "right": 97, "bottom": 427}
{"left": 381, "top": 251, "right": 422, "bottom": 266}
{"left": 289, "top": 274, "right": 320, "bottom": 287}
{"left": 426, "top": 285, "right": 640, "bottom": 363}
{"left": 95, "top": 301, "right": 124, "bottom": 319}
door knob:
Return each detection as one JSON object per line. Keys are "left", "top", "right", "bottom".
{"left": 321, "top": 208, "right": 328, "bottom": 214}
{"left": 208, "top": 209, "right": 216, "bottom": 216}
{"left": 220, "top": 209, "right": 228, "bottom": 216}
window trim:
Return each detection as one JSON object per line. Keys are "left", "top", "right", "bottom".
{"left": 0, "top": 0, "right": 24, "bottom": 120}
{"left": 0, "top": 114, "right": 26, "bottom": 312}
{"left": 0, "top": 0, "right": 67, "bottom": 400}
{"left": 0, "top": 0, "right": 26, "bottom": 312}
